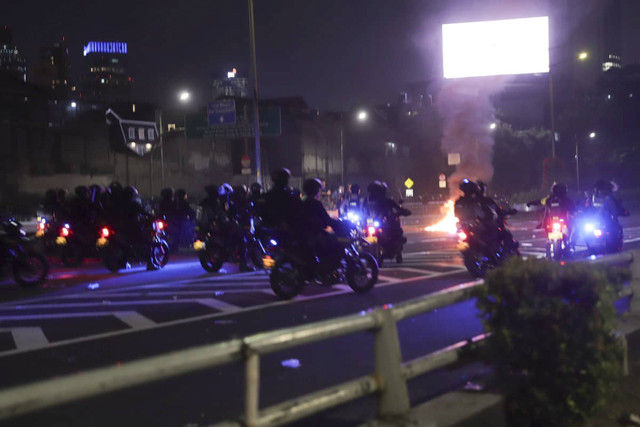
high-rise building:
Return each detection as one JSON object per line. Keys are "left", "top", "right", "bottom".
{"left": 212, "top": 68, "right": 249, "bottom": 99}
{"left": 80, "top": 41, "right": 132, "bottom": 103}
{"left": 0, "top": 26, "right": 27, "bottom": 82}
{"left": 33, "top": 37, "right": 72, "bottom": 98}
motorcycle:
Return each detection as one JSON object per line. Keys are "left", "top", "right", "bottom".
{"left": 544, "top": 214, "right": 571, "bottom": 260}
{"left": 96, "top": 218, "right": 170, "bottom": 272}
{"left": 194, "top": 218, "right": 265, "bottom": 272}
{"left": 578, "top": 210, "right": 624, "bottom": 255}
{"left": 364, "top": 216, "right": 407, "bottom": 265}
{"left": 55, "top": 222, "right": 100, "bottom": 267}
{"left": 0, "top": 219, "right": 50, "bottom": 286}
{"left": 266, "top": 220, "right": 379, "bottom": 300}
{"left": 456, "top": 216, "right": 519, "bottom": 278}
{"left": 34, "top": 217, "right": 60, "bottom": 256}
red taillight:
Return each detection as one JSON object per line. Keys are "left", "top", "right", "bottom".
{"left": 156, "top": 220, "right": 165, "bottom": 230}
{"left": 458, "top": 231, "right": 468, "bottom": 241}
{"left": 60, "top": 227, "right": 70, "bottom": 237}
{"left": 552, "top": 222, "right": 561, "bottom": 231}
{"left": 101, "top": 227, "right": 110, "bottom": 238}
{"left": 367, "top": 226, "right": 376, "bottom": 236}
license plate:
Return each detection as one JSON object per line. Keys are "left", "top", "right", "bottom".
{"left": 35, "top": 230, "right": 44, "bottom": 238}
{"left": 263, "top": 256, "right": 275, "bottom": 270}
{"left": 96, "top": 237, "right": 108, "bottom": 247}
{"left": 548, "top": 232, "right": 563, "bottom": 241}
{"left": 365, "top": 236, "right": 378, "bottom": 244}
{"left": 55, "top": 237, "right": 67, "bottom": 246}
{"left": 456, "top": 242, "right": 470, "bottom": 251}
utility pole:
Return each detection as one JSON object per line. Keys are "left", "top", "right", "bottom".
{"left": 248, "top": 0, "right": 262, "bottom": 185}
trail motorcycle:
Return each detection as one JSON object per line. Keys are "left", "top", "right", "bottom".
{"left": 1, "top": 219, "right": 49, "bottom": 286}
{"left": 266, "top": 220, "right": 379, "bottom": 300}
{"left": 96, "top": 218, "right": 169, "bottom": 272}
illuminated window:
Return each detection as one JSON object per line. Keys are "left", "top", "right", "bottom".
{"left": 168, "top": 124, "right": 176, "bottom": 132}
{"left": 128, "top": 127, "right": 135, "bottom": 139}
{"left": 138, "top": 128, "right": 146, "bottom": 141}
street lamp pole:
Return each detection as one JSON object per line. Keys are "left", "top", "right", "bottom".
{"left": 574, "top": 134, "right": 579, "bottom": 192}
{"left": 549, "top": 73, "right": 556, "bottom": 159}
{"left": 248, "top": 0, "right": 262, "bottom": 185}
{"left": 340, "top": 120, "right": 344, "bottom": 187}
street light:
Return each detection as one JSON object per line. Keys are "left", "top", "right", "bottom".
{"left": 489, "top": 122, "right": 497, "bottom": 130}
{"left": 179, "top": 91, "right": 190, "bottom": 102}
{"left": 70, "top": 101, "right": 77, "bottom": 108}
{"left": 578, "top": 51, "right": 588, "bottom": 61}
{"left": 357, "top": 110, "right": 368, "bottom": 122}
{"left": 589, "top": 132, "right": 596, "bottom": 139}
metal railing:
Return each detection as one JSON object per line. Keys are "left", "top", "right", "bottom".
{"left": 0, "top": 250, "right": 637, "bottom": 426}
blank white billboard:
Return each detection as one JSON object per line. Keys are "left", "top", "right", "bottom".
{"left": 442, "top": 16, "right": 549, "bottom": 79}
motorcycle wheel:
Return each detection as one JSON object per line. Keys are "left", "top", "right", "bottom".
{"left": 463, "top": 251, "right": 489, "bottom": 278}
{"left": 346, "top": 253, "right": 379, "bottom": 293}
{"left": 12, "top": 251, "right": 49, "bottom": 287}
{"left": 103, "top": 248, "right": 126, "bottom": 272}
{"left": 60, "top": 245, "right": 84, "bottom": 268}
{"left": 149, "top": 241, "right": 170, "bottom": 270}
{"left": 199, "top": 248, "right": 224, "bottom": 272}
{"left": 270, "top": 258, "right": 303, "bottom": 300}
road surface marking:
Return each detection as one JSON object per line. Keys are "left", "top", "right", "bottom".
{"left": 114, "top": 312, "right": 156, "bottom": 328}
{"left": 0, "top": 327, "right": 48, "bottom": 351}
{"left": 195, "top": 299, "right": 242, "bottom": 312}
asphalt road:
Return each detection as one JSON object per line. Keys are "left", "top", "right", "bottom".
{"left": 1, "top": 214, "right": 639, "bottom": 426}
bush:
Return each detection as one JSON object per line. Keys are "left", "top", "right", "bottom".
{"left": 475, "top": 257, "right": 626, "bottom": 426}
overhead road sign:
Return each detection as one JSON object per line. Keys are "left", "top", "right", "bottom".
{"left": 208, "top": 100, "right": 236, "bottom": 125}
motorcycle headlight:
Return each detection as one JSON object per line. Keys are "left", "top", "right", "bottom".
{"left": 584, "top": 223, "right": 595, "bottom": 232}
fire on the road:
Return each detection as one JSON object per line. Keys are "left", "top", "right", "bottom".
{"left": 425, "top": 200, "right": 458, "bottom": 234}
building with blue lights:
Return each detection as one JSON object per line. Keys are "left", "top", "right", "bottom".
{"left": 80, "top": 40, "right": 131, "bottom": 103}
{"left": 0, "top": 26, "right": 27, "bottom": 83}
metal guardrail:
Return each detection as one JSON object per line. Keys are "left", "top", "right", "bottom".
{"left": 0, "top": 251, "right": 637, "bottom": 426}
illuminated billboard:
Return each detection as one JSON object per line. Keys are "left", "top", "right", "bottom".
{"left": 83, "top": 41, "right": 128, "bottom": 56}
{"left": 442, "top": 16, "right": 549, "bottom": 79}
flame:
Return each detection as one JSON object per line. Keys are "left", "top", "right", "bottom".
{"left": 425, "top": 200, "right": 459, "bottom": 234}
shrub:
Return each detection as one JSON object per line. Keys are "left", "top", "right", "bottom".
{"left": 475, "top": 257, "right": 626, "bottom": 426}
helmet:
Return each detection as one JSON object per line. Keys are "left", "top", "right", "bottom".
{"left": 594, "top": 179, "right": 613, "bottom": 193}
{"left": 367, "top": 181, "right": 384, "bottom": 200}
{"left": 249, "top": 182, "right": 262, "bottom": 195}
{"left": 303, "top": 178, "right": 324, "bottom": 197}
{"left": 123, "top": 186, "right": 139, "bottom": 201}
{"left": 477, "top": 181, "right": 486, "bottom": 195}
{"left": 204, "top": 185, "right": 217, "bottom": 198}
{"left": 459, "top": 179, "right": 480, "bottom": 196}
{"left": 218, "top": 183, "right": 233, "bottom": 197}
{"left": 551, "top": 182, "right": 567, "bottom": 197}
{"left": 350, "top": 184, "right": 360, "bottom": 194}
{"left": 160, "top": 188, "right": 174, "bottom": 200}
{"left": 233, "top": 185, "right": 247, "bottom": 198}
{"left": 175, "top": 188, "right": 187, "bottom": 201}
{"left": 74, "top": 185, "right": 89, "bottom": 199}
{"left": 270, "top": 168, "right": 291, "bottom": 187}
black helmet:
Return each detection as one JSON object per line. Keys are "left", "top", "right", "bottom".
{"left": 350, "top": 183, "right": 360, "bottom": 194}
{"left": 459, "top": 179, "right": 480, "bottom": 196}
{"left": 551, "top": 182, "right": 568, "bottom": 197}
{"left": 204, "top": 185, "right": 217, "bottom": 198}
{"left": 303, "top": 178, "right": 324, "bottom": 197}
{"left": 74, "top": 185, "right": 89, "bottom": 199}
{"left": 160, "top": 188, "right": 174, "bottom": 200}
{"left": 594, "top": 179, "right": 613, "bottom": 193}
{"left": 175, "top": 188, "right": 187, "bottom": 201}
{"left": 123, "top": 186, "right": 139, "bottom": 201}
{"left": 271, "top": 168, "right": 291, "bottom": 187}
{"left": 249, "top": 182, "right": 262, "bottom": 195}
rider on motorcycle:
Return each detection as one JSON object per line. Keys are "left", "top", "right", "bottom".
{"left": 260, "top": 168, "right": 301, "bottom": 240}
{"left": 367, "top": 181, "right": 411, "bottom": 262}
{"left": 455, "top": 179, "right": 503, "bottom": 255}
{"left": 339, "top": 183, "right": 365, "bottom": 223}
{"left": 477, "top": 181, "right": 518, "bottom": 251}
{"left": 230, "top": 185, "right": 254, "bottom": 271}
{"left": 528, "top": 182, "right": 576, "bottom": 248}
{"left": 300, "top": 178, "right": 341, "bottom": 268}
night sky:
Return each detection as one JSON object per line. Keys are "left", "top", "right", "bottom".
{"left": 5, "top": 0, "right": 640, "bottom": 110}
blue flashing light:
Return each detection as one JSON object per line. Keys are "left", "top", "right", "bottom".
{"left": 270, "top": 239, "right": 278, "bottom": 246}
{"left": 373, "top": 221, "right": 380, "bottom": 228}
{"left": 87, "top": 283, "right": 100, "bottom": 290}
{"left": 83, "top": 41, "right": 128, "bottom": 56}
{"left": 281, "top": 359, "right": 301, "bottom": 368}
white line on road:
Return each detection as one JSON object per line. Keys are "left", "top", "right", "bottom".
{"left": 195, "top": 299, "right": 242, "bottom": 313}
{"left": 113, "top": 312, "right": 156, "bottom": 328}
{"left": 0, "top": 327, "right": 48, "bottom": 351}
{"left": 7, "top": 298, "right": 239, "bottom": 311}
